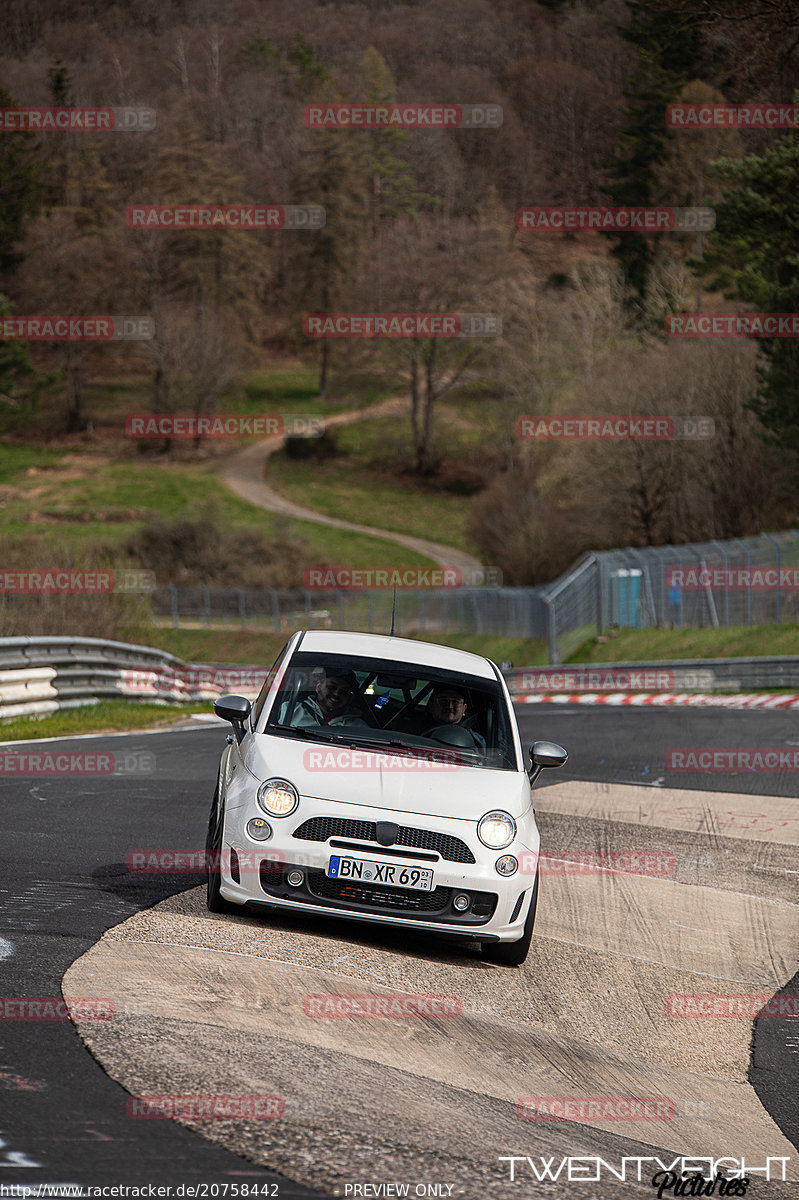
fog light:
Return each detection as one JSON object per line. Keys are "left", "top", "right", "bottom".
{"left": 453, "top": 893, "right": 470, "bottom": 912}
{"left": 287, "top": 870, "right": 304, "bottom": 887}
{"left": 247, "top": 818, "right": 272, "bottom": 841}
{"left": 495, "top": 855, "right": 518, "bottom": 876}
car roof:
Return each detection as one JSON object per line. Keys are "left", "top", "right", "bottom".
{"left": 295, "top": 630, "right": 497, "bottom": 680}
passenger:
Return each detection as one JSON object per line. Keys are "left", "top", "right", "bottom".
{"left": 286, "top": 667, "right": 359, "bottom": 726}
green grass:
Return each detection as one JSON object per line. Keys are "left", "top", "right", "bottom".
{"left": 148, "top": 628, "right": 287, "bottom": 665}
{"left": 0, "top": 443, "right": 66, "bottom": 482}
{"left": 0, "top": 455, "right": 438, "bottom": 567}
{"left": 568, "top": 625, "right": 799, "bottom": 663}
{"left": 0, "top": 700, "right": 211, "bottom": 742}
{"left": 266, "top": 413, "right": 484, "bottom": 553}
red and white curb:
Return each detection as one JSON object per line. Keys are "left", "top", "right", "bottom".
{"left": 511, "top": 692, "right": 799, "bottom": 710}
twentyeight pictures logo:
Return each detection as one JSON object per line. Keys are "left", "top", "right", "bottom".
{"left": 304, "top": 104, "right": 502, "bottom": 128}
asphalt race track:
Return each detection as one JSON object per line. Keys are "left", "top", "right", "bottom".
{"left": 1, "top": 704, "right": 797, "bottom": 1197}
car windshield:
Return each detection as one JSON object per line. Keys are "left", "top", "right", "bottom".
{"left": 262, "top": 650, "right": 518, "bottom": 771}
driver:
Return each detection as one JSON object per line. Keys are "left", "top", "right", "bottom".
{"left": 288, "top": 667, "right": 359, "bottom": 726}
{"left": 423, "top": 685, "right": 486, "bottom": 751}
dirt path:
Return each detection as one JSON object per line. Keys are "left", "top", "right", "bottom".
{"left": 219, "top": 395, "right": 483, "bottom": 571}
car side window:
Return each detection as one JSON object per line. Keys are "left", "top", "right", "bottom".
{"left": 252, "top": 641, "right": 292, "bottom": 729}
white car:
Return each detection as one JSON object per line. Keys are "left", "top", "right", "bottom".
{"left": 207, "top": 630, "right": 567, "bottom": 966}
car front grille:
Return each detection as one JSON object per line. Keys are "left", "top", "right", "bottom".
{"left": 307, "top": 872, "right": 450, "bottom": 913}
{"left": 292, "top": 816, "right": 475, "bottom": 863}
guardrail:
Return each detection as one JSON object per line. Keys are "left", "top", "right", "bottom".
{"left": 0, "top": 637, "right": 265, "bottom": 720}
{"left": 503, "top": 657, "right": 799, "bottom": 695}
{"left": 3, "top": 638, "right": 797, "bottom": 723}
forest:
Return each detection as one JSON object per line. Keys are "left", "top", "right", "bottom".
{"left": 2, "top": 0, "right": 799, "bottom": 587}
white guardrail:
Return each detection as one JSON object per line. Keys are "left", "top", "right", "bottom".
{"left": 2, "top": 638, "right": 796, "bottom": 721}
{"left": 0, "top": 636, "right": 265, "bottom": 720}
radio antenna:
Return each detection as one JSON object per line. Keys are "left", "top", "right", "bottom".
{"left": 389, "top": 583, "right": 397, "bottom": 637}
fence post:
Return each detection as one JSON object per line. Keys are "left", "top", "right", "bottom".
{"left": 202, "top": 585, "right": 211, "bottom": 628}
{"left": 544, "top": 594, "right": 557, "bottom": 665}
{"left": 236, "top": 588, "right": 246, "bottom": 631}
{"left": 169, "top": 584, "right": 179, "bottom": 628}
{"left": 762, "top": 533, "right": 781, "bottom": 623}
{"left": 711, "top": 541, "right": 730, "bottom": 626}
{"left": 734, "top": 539, "right": 753, "bottom": 626}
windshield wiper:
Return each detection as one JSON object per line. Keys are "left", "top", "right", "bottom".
{"left": 267, "top": 724, "right": 343, "bottom": 742}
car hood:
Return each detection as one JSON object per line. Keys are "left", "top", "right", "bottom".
{"left": 241, "top": 734, "right": 530, "bottom": 822}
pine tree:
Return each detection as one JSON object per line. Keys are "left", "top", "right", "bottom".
{"left": 604, "top": 2, "right": 704, "bottom": 313}
{"left": 704, "top": 125, "right": 799, "bottom": 457}
{"left": 0, "top": 86, "right": 43, "bottom": 277}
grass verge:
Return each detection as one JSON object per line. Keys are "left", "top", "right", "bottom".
{"left": 0, "top": 700, "right": 212, "bottom": 742}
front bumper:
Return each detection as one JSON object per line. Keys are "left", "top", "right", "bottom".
{"left": 217, "top": 797, "right": 537, "bottom": 942}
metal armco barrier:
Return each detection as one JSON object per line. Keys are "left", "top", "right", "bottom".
{"left": 504, "top": 657, "right": 799, "bottom": 695}
{"left": 2, "top": 637, "right": 798, "bottom": 722}
{"left": 0, "top": 637, "right": 265, "bottom": 720}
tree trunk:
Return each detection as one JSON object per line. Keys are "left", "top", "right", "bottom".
{"left": 65, "top": 345, "right": 83, "bottom": 432}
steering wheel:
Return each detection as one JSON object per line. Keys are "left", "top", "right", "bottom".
{"left": 427, "top": 724, "right": 479, "bottom": 749}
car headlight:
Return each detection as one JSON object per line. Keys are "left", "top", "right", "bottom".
{"left": 257, "top": 777, "right": 299, "bottom": 817}
{"left": 478, "top": 810, "right": 517, "bottom": 849}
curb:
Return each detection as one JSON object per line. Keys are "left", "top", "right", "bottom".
{"left": 512, "top": 692, "right": 799, "bottom": 709}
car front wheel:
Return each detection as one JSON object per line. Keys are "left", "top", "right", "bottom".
{"left": 481, "top": 874, "right": 538, "bottom": 967}
{"left": 206, "top": 783, "right": 235, "bottom": 913}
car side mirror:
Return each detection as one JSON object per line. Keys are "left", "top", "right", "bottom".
{"left": 528, "top": 740, "right": 568, "bottom": 785}
{"left": 214, "top": 694, "right": 252, "bottom": 742}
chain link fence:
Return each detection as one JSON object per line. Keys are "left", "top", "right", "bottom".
{"left": 150, "top": 531, "right": 799, "bottom": 664}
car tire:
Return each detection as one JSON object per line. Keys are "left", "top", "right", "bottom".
{"left": 481, "top": 874, "right": 538, "bottom": 967}
{"left": 206, "top": 783, "right": 236, "bottom": 914}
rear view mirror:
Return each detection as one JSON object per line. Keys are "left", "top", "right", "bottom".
{"left": 528, "top": 740, "right": 568, "bottom": 784}
{"left": 214, "top": 694, "right": 252, "bottom": 742}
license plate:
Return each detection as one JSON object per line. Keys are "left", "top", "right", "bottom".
{"left": 327, "top": 855, "right": 434, "bottom": 891}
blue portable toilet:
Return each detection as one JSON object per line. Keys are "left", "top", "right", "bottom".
{"left": 611, "top": 568, "right": 642, "bottom": 627}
